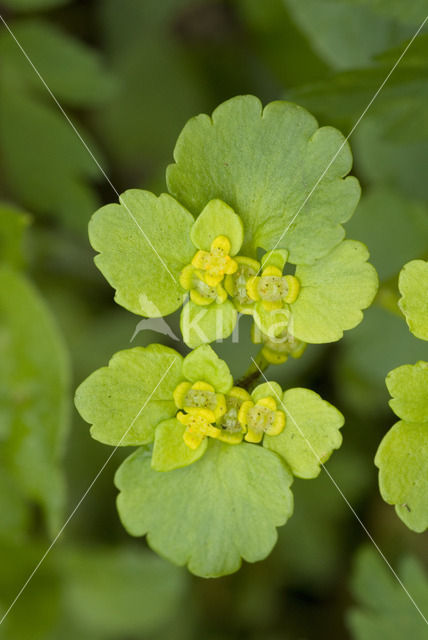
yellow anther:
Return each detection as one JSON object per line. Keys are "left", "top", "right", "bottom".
{"left": 238, "top": 396, "right": 286, "bottom": 443}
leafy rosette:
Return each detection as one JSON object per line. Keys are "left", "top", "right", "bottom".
{"left": 75, "top": 344, "right": 344, "bottom": 577}
{"left": 88, "top": 95, "right": 378, "bottom": 350}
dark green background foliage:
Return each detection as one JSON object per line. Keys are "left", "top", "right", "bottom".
{"left": 0, "top": 0, "right": 427, "bottom": 638}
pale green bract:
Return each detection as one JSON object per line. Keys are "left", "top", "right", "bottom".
{"left": 88, "top": 95, "right": 377, "bottom": 349}
{"left": 264, "top": 388, "right": 344, "bottom": 478}
{"left": 167, "top": 95, "right": 360, "bottom": 263}
{"left": 398, "top": 259, "right": 428, "bottom": 341}
{"left": 116, "top": 442, "right": 294, "bottom": 578}
{"left": 291, "top": 240, "right": 378, "bottom": 343}
{"left": 375, "top": 362, "right": 428, "bottom": 532}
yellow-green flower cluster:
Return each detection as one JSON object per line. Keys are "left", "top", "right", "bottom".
{"left": 173, "top": 378, "right": 286, "bottom": 449}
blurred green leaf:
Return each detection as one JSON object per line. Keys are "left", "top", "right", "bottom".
{"left": 0, "top": 19, "right": 115, "bottom": 232}
{"left": 0, "top": 20, "right": 115, "bottom": 105}
{"left": 0, "top": 541, "right": 61, "bottom": 640}
{"left": 1, "top": 0, "right": 69, "bottom": 9}
{"left": 284, "top": 0, "right": 412, "bottom": 70}
{"left": 0, "top": 468, "right": 28, "bottom": 543}
{"left": 335, "top": 306, "right": 428, "bottom": 415}
{"left": 346, "top": 188, "right": 428, "bottom": 282}
{"left": 327, "top": 0, "right": 428, "bottom": 27}
{"left": 58, "top": 545, "right": 187, "bottom": 638}
{"left": 0, "top": 92, "right": 101, "bottom": 232}
{"left": 0, "top": 266, "right": 70, "bottom": 532}
{"left": 348, "top": 546, "right": 428, "bottom": 638}
{"left": 96, "top": 0, "right": 208, "bottom": 182}
{"left": 236, "top": 0, "right": 330, "bottom": 86}
{"left": 276, "top": 448, "right": 371, "bottom": 586}
{"left": 0, "top": 202, "right": 30, "bottom": 269}
{"left": 353, "top": 116, "right": 428, "bottom": 201}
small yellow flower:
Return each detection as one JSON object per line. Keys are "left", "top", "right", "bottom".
{"left": 251, "top": 324, "right": 307, "bottom": 365}
{"left": 177, "top": 409, "right": 221, "bottom": 449}
{"left": 224, "top": 256, "right": 260, "bottom": 312}
{"left": 246, "top": 265, "right": 300, "bottom": 310}
{"left": 173, "top": 380, "right": 226, "bottom": 449}
{"left": 174, "top": 380, "right": 226, "bottom": 417}
{"left": 179, "top": 264, "right": 227, "bottom": 305}
{"left": 191, "top": 236, "right": 238, "bottom": 286}
{"left": 217, "top": 386, "right": 251, "bottom": 444}
{"left": 238, "top": 395, "right": 286, "bottom": 443}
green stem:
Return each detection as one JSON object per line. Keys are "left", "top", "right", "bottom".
{"left": 236, "top": 349, "right": 270, "bottom": 392}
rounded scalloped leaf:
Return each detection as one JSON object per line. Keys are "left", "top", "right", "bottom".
{"left": 180, "top": 300, "right": 237, "bottom": 349}
{"left": 190, "top": 199, "right": 243, "bottom": 255}
{"left": 116, "top": 441, "right": 294, "bottom": 577}
{"left": 398, "top": 259, "right": 428, "bottom": 341}
{"left": 375, "top": 421, "right": 428, "bottom": 533}
{"left": 167, "top": 95, "right": 360, "bottom": 263}
{"left": 182, "top": 344, "right": 233, "bottom": 393}
{"left": 386, "top": 362, "right": 428, "bottom": 423}
{"left": 151, "top": 418, "right": 207, "bottom": 471}
{"left": 263, "top": 388, "right": 344, "bottom": 478}
{"left": 75, "top": 345, "right": 183, "bottom": 446}
{"left": 291, "top": 240, "right": 378, "bottom": 343}
{"left": 88, "top": 190, "right": 195, "bottom": 317}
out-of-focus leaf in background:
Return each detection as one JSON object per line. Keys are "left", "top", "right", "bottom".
{"left": 0, "top": 19, "right": 115, "bottom": 232}
{"left": 348, "top": 546, "right": 428, "bottom": 639}
{"left": 0, "top": 202, "right": 30, "bottom": 269}
{"left": 0, "top": 265, "right": 71, "bottom": 532}
{"left": 1, "top": 0, "right": 70, "bottom": 10}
